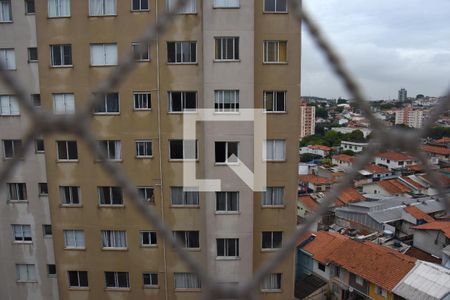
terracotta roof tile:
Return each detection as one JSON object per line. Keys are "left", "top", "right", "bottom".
{"left": 403, "top": 206, "right": 435, "bottom": 223}
{"left": 335, "top": 188, "right": 365, "bottom": 206}
{"left": 299, "top": 195, "right": 319, "bottom": 211}
{"left": 400, "top": 176, "right": 426, "bottom": 190}
{"left": 301, "top": 231, "right": 347, "bottom": 264}
{"left": 308, "top": 145, "right": 332, "bottom": 151}
{"left": 376, "top": 152, "right": 414, "bottom": 161}
{"left": 407, "top": 164, "right": 424, "bottom": 172}
{"left": 298, "top": 175, "right": 335, "bottom": 185}
{"left": 434, "top": 137, "right": 450, "bottom": 144}
{"left": 332, "top": 154, "right": 354, "bottom": 162}
{"left": 378, "top": 179, "right": 412, "bottom": 194}
{"left": 421, "top": 145, "right": 450, "bottom": 156}
{"left": 414, "top": 221, "right": 450, "bottom": 239}
{"left": 365, "top": 164, "right": 390, "bottom": 174}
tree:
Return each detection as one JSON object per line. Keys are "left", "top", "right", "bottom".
{"left": 315, "top": 106, "right": 328, "bottom": 119}
{"left": 345, "top": 130, "right": 365, "bottom": 142}
{"left": 341, "top": 150, "right": 355, "bottom": 156}
{"left": 300, "top": 153, "right": 322, "bottom": 163}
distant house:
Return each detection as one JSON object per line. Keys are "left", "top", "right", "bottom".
{"left": 413, "top": 221, "right": 450, "bottom": 258}
{"left": 298, "top": 175, "right": 335, "bottom": 193}
{"left": 354, "top": 164, "right": 392, "bottom": 187}
{"left": 361, "top": 178, "right": 413, "bottom": 196}
{"left": 332, "top": 154, "right": 354, "bottom": 171}
{"left": 299, "top": 144, "right": 332, "bottom": 158}
{"left": 433, "top": 136, "right": 450, "bottom": 148}
{"left": 421, "top": 144, "right": 450, "bottom": 164}
{"left": 393, "top": 260, "right": 450, "bottom": 300}
{"left": 297, "top": 231, "right": 416, "bottom": 300}
{"left": 374, "top": 152, "right": 416, "bottom": 171}
{"left": 340, "top": 141, "right": 368, "bottom": 153}
{"left": 298, "top": 195, "right": 318, "bottom": 219}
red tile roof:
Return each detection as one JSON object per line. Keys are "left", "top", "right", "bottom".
{"left": 414, "top": 221, "right": 450, "bottom": 239}
{"left": 378, "top": 179, "right": 412, "bottom": 194}
{"left": 365, "top": 164, "right": 390, "bottom": 174}
{"left": 400, "top": 176, "right": 426, "bottom": 190}
{"left": 421, "top": 145, "right": 450, "bottom": 156}
{"left": 332, "top": 154, "right": 354, "bottom": 162}
{"left": 299, "top": 195, "right": 319, "bottom": 211}
{"left": 376, "top": 152, "right": 414, "bottom": 161}
{"left": 298, "top": 175, "right": 335, "bottom": 185}
{"left": 336, "top": 188, "right": 365, "bottom": 206}
{"left": 407, "top": 164, "right": 424, "bottom": 172}
{"left": 434, "top": 137, "right": 450, "bottom": 144}
{"left": 308, "top": 145, "right": 332, "bottom": 151}
{"left": 301, "top": 232, "right": 416, "bottom": 291}
{"left": 403, "top": 206, "right": 435, "bottom": 223}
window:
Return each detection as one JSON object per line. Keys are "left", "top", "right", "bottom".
{"left": 215, "top": 141, "right": 239, "bottom": 164}
{"left": 0, "top": 95, "right": 19, "bottom": 116}
{"left": 174, "top": 272, "right": 201, "bottom": 289}
{"left": 16, "top": 264, "right": 36, "bottom": 282}
{"left": 101, "top": 230, "right": 127, "bottom": 249}
{"left": 132, "top": 42, "right": 150, "bottom": 61}
{"left": 213, "top": 0, "right": 239, "bottom": 8}
{"left": 89, "top": 0, "right": 116, "bottom": 16}
{"left": 12, "top": 225, "right": 32, "bottom": 242}
{"left": 217, "top": 238, "right": 239, "bottom": 258}
{"left": 169, "top": 140, "right": 198, "bottom": 160}
{"left": 133, "top": 92, "right": 151, "bottom": 110}
{"left": 140, "top": 231, "right": 157, "bottom": 247}
{"left": 215, "top": 37, "right": 239, "bottom": 60}
{"left": 375, "top": 286, "right": 387, "bottom": 297}
{"left": 173, "top": 231, "right": 199, "bottom": 249}
{"left": 97, "top": 140, "right": 121, "bottom": 161}
{"left": 262, "top": 187, "right": 284, "bottom": 206}
{"left": 25, "top": 0, "right": 35, "bottom": 14}
{"left": 0, "top": 49, "right": 16, "bottom": 70}
{"left": 57, "top": 141, "right": 78, "bottom": 160}
{"left": 94, "top": 93, "right": 119, "bottom": 113}
{"left": 264, "top": 91, "right": 286, "bottom": 112}
{"left": 262, "top": 231, "right": 282, "bottom": 249}
{"left": 0, "top": 0, "right": 12, "bottom": 22}
{"left": 47, "top": 264, "right": 56, "bottom": 277}
{"left": 318, "top": 262, "right": 326, "bottom": 272}
{"left": 8, "top": 183, "right": 27, "bottom": 201}
{"left": 166, "top": 0, "right": 196, "bottom": 14}
{"left": 355, "top": 275, "right": 364, "bottom": 286}
{"left": 105, "top": 272, "right": 130, "bottom": 289}
{"left": 60, "top": 186, "right": 80, "bottom": 205}
{"left": 171, "top": 187, "right": 199, "bottom": 206}
{"left": 136, "top": 140, "right": 152, "bottom": 157}
{"left": 43, "top": 225, "right": 52, "bottom": 237}
{"left": 216, "top": 192, "right": 239, "bottom": 212}
{"left": 3, "top": 139, "right": 22, "bottom": 159}
{"left": 168, "top": 91, "right": 197, "bottom": 112}
{"left": 263, "top": 41, "right": 287, "bottom": 63}
{"left": 53, "top": 93, "right": 75, "bottom": 114}
{"left": 39, "top": 183, "right": 48, "bottom": 195}
{"left": 63, "top": 230, "right": 85, "bottom": 248}
{"left": 264, "top": 140, "right": 286, "bottom": 161}
{"left": 27, "top": 48, "right": 38, "bottom": 62}
{"left": 48, "top": 0, "right": 70, "bottom": 17}
{"left": 261, "top": 273, "right": 281, "bottom": 291}
{"left": 50, "top": 44, "right": 72, "bottom": 66}
{"left": 90, "top": 44, "right": 118, "bottom": 66}
{"left": 167, "top": 41, "right": 196, "bottom": 63}
{"left": 143, "top": 272, "right": 158, "bottom": 288}
{"left": 32, "top": 94, "right": 41, "bottom": 107}
{"left": 98, "top": 186, "right": 123, "bottom": 206}
{"left": 263, "top": 0, "right": 287, "bottom": 12}
{"left": 214, "top": 90, "right": 239, "bottom": 112}
{"left": 68, "top": 271, "right": 88, "bottom": 288}
{"left": 138, "top": 187, "right": 155, "bottom": 204}
{"left": 132, "top": 0, "right": 149, "bottom": 11}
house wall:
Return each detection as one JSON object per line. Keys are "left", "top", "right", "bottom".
{"left": 369, "top": 283, "right": 394, "bottom": 300}
{"left": 362, "top": 183, "right": 391, "bottom": 196}
{"left": 413, "top": 230, "right": 447, "bottom": 258}
{"left": 349, "top": 273, "right": 369, "bottom": 296}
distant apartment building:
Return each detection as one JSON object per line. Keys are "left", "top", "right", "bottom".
{"left": 31, "top": 0, "right": 301, "bottom": 299}
{"left": 398, "top": 88, "right": 407, "bottom": 102}
{"left": 0, "top": 1, "right": 58, "bottom": 299}
{"left": 395, "top": 105, "right": 424, "bottom": 128}
{"left": 299, "top": 101, "right": 316, "bottom": 138}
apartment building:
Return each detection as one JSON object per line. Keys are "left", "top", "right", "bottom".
{"left": 32, "top": 0, "right": 300, "bottom": 299}
{"left": 299, "top": 101, "right": 315, "bottom": 138}
{"left": 0, "top": 1, "right": 59, "bottom": 299}
{"left": 394, "top": 105, "right": 423, "bottom": 128}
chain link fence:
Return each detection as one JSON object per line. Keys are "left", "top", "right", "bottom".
{"left": 0, "top": 0, "right": 448, "bottom": 299}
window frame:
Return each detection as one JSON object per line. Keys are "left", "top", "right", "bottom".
{"left": 53, "top": 93, "right": 75, "bottom": 114}
{"left": 168, "top": 91, "right": 197, "bottom": 113}
{"left": 63, "top": 229, "right": 85, "bottom": 249}
{"left": 90, "top": 43, "right": 118, "bottom": 66}
{"left": 47, "top": 0, "right": 71, "bottom": 18}
{"left": 263, "top": 139, "right": 286, "bottom": 161}
{"left": 104, "top": 271, "right": 130, "bottom": 289}
{"left": 0, "top": 0, "right": 12, "bottom": 22}
{"left": 68, "top": 270, "right": 88, "bottom": 288}
{"left": 93, "top": 92, "right": 120, "bottom": 114}
{"left": 97, "top": 140, "right": 122, "bottom": 161}
{"left": 16, "top": 264, "right": 37, "bottom": 283}
{"left": 170, "top": 186, "right": 199, "bottom": 206}
{"left": 3, "top": 139, "right": 22, "bottom": 159}
{"left": 47, "top": 264, "right": 57, "bottom": 277}
{"left": 56, "top": 140, "right": 78, "bottom": 161}
{"left": 27, "top": 47, "right": 38, "bottom": 63}
{"left": 12, "top": 224, "right": 32, "bottom": 243}
{"left": 262, "top": 186, "right": 284, "bottom": 207}
{"left": 8, "top": 182, "right": 27, "bottom": 201}
{"left": 140, "top": 231, "right": 157, "bottom": 247}
{"left": 60, "top": 186, "right": 81, "bottom": 206}
{"left": 88, "top": 0, "right": 117, "bottom": 16}
{"left": 166, "top": 0, "right": 197, "bottom": 14}
{"left": 0, "top": 95, "right": 20, "bottom": 116}
{"left": 263, "top": 0, "right": 287, "bottom": 13}
{"left": 167, "top": 41, "right": 197, "bottom": 64}
{"left": 214, "top": 37, "right": 239, "bottom": 61}
{"left": 215, "top": 191, "right": 239, "bottom": 213}
{"left": 0, "top": 48, "right": 16, "bottom": 70}
{"left": 215, "top": 141, "right": 239, "bottom": 165}
{"left": 132, "top": 42, "right": 150, "bottom": 61}
{"left": 39, "top": 182, "right": 48, "bottom": 196}
{"left": 137, "top": 186, "right": 155, "bottom": 204}
{"left": 135, "top": 140, "right": 153, "bottom": 158}
{"left": 131, "top": 0, "right": 150, "bottom": 11}
{"left": 50, "top": 44, "right": 72, "bottom": 67}
{"left": 173, "top": 272, "right": 201, "bottom": 290}
{"left": 143, "top": 272, "right": 159, "bottom": 288}
{"left": 172, "top": 231, "right": 200, "bottom": 249}
{"left": 43, "top": 224, "right": 52, "bottom": 237}
{"left": 261, "top": 231, "right": 282, "bottom": 250}
{"left": 25, "top": 0, "right": 36, "bottom": 14}
{"left": 101, "top": 230, "right": 128, "bottom": 249}
{"left": 263, "top": 40, "right": 287, "bottom": 64}
{"left": 169, "top": 139, "right": 198, "bottom": 161}
{"left": 97, "top": 186, "right": 123, "bottom": 206}
{"left": 263, "top": 91, "right": 286, "bottom": 112}
{"left": 213, "top": 0, "right": 240, "bottom": 8}
{"left": 133, "top": 92, "right": 151, "bottom": 110}
{"left": 216, "top": 238, "right": 239, "bottom": 259}
{"left": 214, "top": 90, "right": 240, "bottom": 113}
{"left": 261, "top": 273, "right": 282, "bottom": 292}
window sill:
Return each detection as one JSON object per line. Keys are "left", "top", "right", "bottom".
{"left": 39, "top": 194, "right": 49, "bottom": 197}
{"left": 261, "top": 248, "right": 281, "bottom": 252}
{"left": 3, "top": 157, "right": 24, "bottom": 160}
{"left": 93, "top": 112, "right": 120, "bottom": 116}
{"left": 174, "top": 288, "right": 201, "bottom": 292}
{"left": 213, "top": 6, "right": 240, "bottom": 9}
{"left": 136, "top": 59, "right": 151, "bottom": 63}
{"left": 105, "top": 288, "right": 131, "bottom": 292}
{"left": 0, "top": 21, "right": 13, "bottom": 23}
{"left": 50, "top": 65, "right": 73, "bottom": 69}
{"left": 213, "top": 111, "right": 240, "bottom": 114}
{"left": 90, "top": 64, "right": 118, "bottom": 68}
{"left": 169, "top": 159, "right": 199, "bottom": 162}
{"left": 261, "top": 205, "right": 285, "bottom": 209}
{"left": 173, "top": 12, "right": 198, "bottom": 15}
{"left": 136, "top": 156, "right": 153, "bottom": 159}
{"left": 140, "top": 245, "right": 158, "bottom": 249}
{"left": 167, "top": 62, "right": 198, "bottom": 65}
{"left": 263, "top": 62, "right": 288, "bottom": 65}
{"left": 88, "top": 14, "right": 118, "bottom": 17}
{"left": 102, "top": 248, "right": 128, "bottom": 251}
{"left": 215, "top": 162, "right": 240, "bottom": 166}
{"left": 170, "top": 205, "right": 200, "bottom": 209}
{"left": 60, "top": 204, "right": 83, "bottom": 208}
{"left": 263, "top": 10, "right": 288, "bottom": 14}
{"left": 130, "top": 9, "right": 151, "bottom": 13}
{"left": 47, "top": 16, "right": 71, "bottom": 19}
{"left": 133, "top": 108, "right": 152, "bottom": 111}
{"left": 143, "top": 285, "right": 159, "bottom": 289}
{"left": 57, "top": 159, "right": 79, "bottom": 163}
{"left": 98, "top": 204, "right": 125, "bottom": 208}
{"left": 260, "top": 289, "right": 283, "bottom": 293}
{"left": 95, "top": 159, "right": 123, "bottom": 163}
{"left": 16, "top": 280, "right": 38, "bottom": 284}
{"left": 68, "top": 287, "right": 89, "bottom": 291}
{"left": 28, "top": 60, "right": 38, "bottom": 64}
{"left": 264, "top": 111, "right": 287, "bottom": 114}
{"left": 7, "top": 200, "right": 29, "bottom": 204}
{"left": 64, "top": 247, "right": 86, "bottom": 251}
{"left": 215, "top": 211, "right": 240, "bottom": 215}
{"left": 0, "top": 115, "right": 21, "bottom": 117}
{"left": 13, "top": 241, "right": 33, "bottom": 245}
{"left": 168, "top": 111, "right": 198, "bottom": 114}
{"left": 216, "top": 257, "right": 240, "bottom": 261}
{"left": 264, "top": 160, "right": 287, "bottom": 163}
{"left": 213, "top": 59, "right": 241, "bottom": 63}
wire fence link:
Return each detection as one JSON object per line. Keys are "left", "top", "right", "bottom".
{"left": 0, "top": 0, "right": 448, "bottom": 299}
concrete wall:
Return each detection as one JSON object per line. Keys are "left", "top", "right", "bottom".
{"left": 413, "top": 230, "right": 447, "bottom": 258}
{"left": 0, "top": 1, "right": 58, "bottom": 299}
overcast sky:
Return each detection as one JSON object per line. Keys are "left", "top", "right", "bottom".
{"left": 301, "top": 0, "right": 450, "bottom": 100}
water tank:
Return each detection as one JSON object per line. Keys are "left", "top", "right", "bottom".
{"left": 383, "top": 230, "right": 394, "bottom": 238}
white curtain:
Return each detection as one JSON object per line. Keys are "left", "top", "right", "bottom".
{"left": 214, "top": 0, "right": 239, "bottom": 8}
{"left": 167, "top": 0, "right": 196, "bottom": 13}
{"left": 90, "top": 45, "right": 103, "bottom": 65}
{"left": 49, "top": 0, "right": 70, "bottom": 17}
{"left": 105, "top": 44, "right": 118, "bottom": 65}
{"left": 174, "top": 273, "right": 200, "bottom": 289}
{"left": 16, "top": 264, "right": 35, "bottom": 281}
{"left": 0, "top": 0, "right": 11, "bottom": 22}
{"left": 59, "top": 0, "right": 70, "bottom": 16}
{"left": 274, "top": 140, "right": 285, "bottom": 160}
{"left": 104, "top": 0, "right": 116, "bottom": 15}
{"left": 89, "top": 0, "right": 103, "bottom": 15}
{"left": 102, "top": 230, "right": 126, "bottom": 248}
{"left": 171, "top": 187, "right": 183, "bottom": 205}
{"left": 53, "top": 94, "right": 74, "bottom": 114}
{"left": 113, "top": 140, "right": 121, "bottom": 160}
{"left": 273, "top": 187, "right": 284, "bottom": 205}
{"left": 9, "top": 96, "right": 19, "bottom": 115}
{"left": 0, "top": 49, "right": 15, "bottom": 70}
{"left": 262, "top": 273, "right": 280, "bottom": 289}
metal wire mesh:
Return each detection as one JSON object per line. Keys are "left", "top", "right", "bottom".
{"left": 0, "top": 0, "right": 448, "bottom": 299}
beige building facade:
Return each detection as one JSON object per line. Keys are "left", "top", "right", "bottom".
{"left": 299, "top": 102, "right": 315, "bottom": 138}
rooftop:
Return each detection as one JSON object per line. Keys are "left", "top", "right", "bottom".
{"left": 307, "top": 145, "right": 332, "bottom": 151}
{"left": 434, "top": 137, "right": 450, "bottom": 144}
{"left": 414, "top": 221, "right": 450, "bottom": 239}
{"left": 403, "top": 206, "right": 435, "bottom": 223}
{"left": 332, "top": 154, "right": 354, "bottom": 162}
{"left": 336, "top": 188, "right": 365, "bottom": 206}
{"left": 378, "top": 179, "right": 412, "bottom": 194}
{"left": 364, "top": 164, "right": 390, "bottom": 174}
{"left": 376, "top": 151, "right": 414, "bottom": 161}
{"left": 298, "top": 175, "right": 335, "bottom": 185}
{"left": 299, "top": 195, "right": 319, "bottom": 211}
{"left": 421, "top": 145, "right": 450, "bottom": 156}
